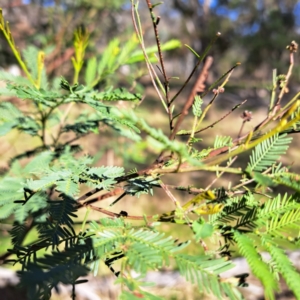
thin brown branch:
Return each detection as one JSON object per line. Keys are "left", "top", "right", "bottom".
{"left": 145, "top": 1, "right": 169, "bottom": 102}
{"left": 160, "top": 181, "right": 181, "bottom": 209}
{"left": 180, "top": 99, "right": 247, "bottom": 136}
{"left": 232, "top": 167, "right": 272, "bottom": 190}
{"left": 272, "top": 50, "right": 295, "bottom": 112}
{"left": 151, "top": 183, "right": 204, "bottom": 194}
{"left": 77, "top": 187, "right": 104, "bottom": 202}
{"left": 253, "top": 46, "right": 296, "bottom": 131}
{"left": 170, "top": 33, "right": 220, "bottom": 104}
{"left": 79, "top": 187, "right": 124, "bottom": 206}
{"left": 76, "top": 167, "right": 155, "bottom": 203}
{"left": 89, "top": 205, "right": 155, "bottom": 221}
{"left": 170, "top": 57, "right": 213, "bottom": 140}
{"left": 201, "top": 62, "right": 240, "bottom": 98}
{"left": 237, "top": 122, "right": 245, "bottom": 139}
{"left": 89, "top": 205, "right": 192, "bottom": 224}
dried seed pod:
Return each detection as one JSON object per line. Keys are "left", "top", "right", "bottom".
{"left": 241, "top": 110, "right": 253, "bottom": 122}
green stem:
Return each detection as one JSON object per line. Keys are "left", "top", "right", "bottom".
{"left": 0, "top": 14, "right": 36, "bottom": 87}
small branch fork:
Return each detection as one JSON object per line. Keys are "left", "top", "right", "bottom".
{"left": 170, "top": 56, "right": 214, "bottom": 140}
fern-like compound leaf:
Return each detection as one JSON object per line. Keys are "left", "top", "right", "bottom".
{"left": 248, "top": 133, "right": 292, "bottom": 172}
{"left": 214, "top": 135, "right": 233, "bottom": 149}
{"left": 263, "top": 238, "right": 300, "bottom": 299}
{"left": 192, "top": 95, "right": 203, "bottom": 117}
{"left": 234, "top": 232, "right": 278, "bottom": 299}
{"left": 175, "top": 254, "right": 239, "bottom": 299}
{"left": 265, "top": 208, "right": 300, "bottom": 237}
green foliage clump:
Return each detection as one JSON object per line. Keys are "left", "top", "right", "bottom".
{"left": 0, "top": 2, "right": 300, "bottom": 300}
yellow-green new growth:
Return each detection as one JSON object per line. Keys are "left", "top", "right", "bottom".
{"left": 71, "top": 26, "right": 90, "bottom": 84}
{"left": 0, "top": 8, "right": 39, "bottom": 87}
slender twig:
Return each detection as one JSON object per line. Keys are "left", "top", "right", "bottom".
{"left": 237, "top": 121, "right": 246, "bottom": 139}
{"left": 205, "top": 156, "right": 238, "bottom": 191}
{"left": 77, "top": 162, "right": 244, "bottom": 205}
{"left": 76, "top": 170, "right": 144, "bottom": 203}
{"left": 79, "top": 188, "right": 124, "bottom": 207}
{"left": 145, "top": 1, "right": 169, "bottom": 102}
{"left": 269, "top": 69, "right": 277, "bottom": 113}
{"left": 52, "top": 101, "right": 76, "bottom": 147}
{"left": 208, "top": 102, "right": 298, "bottom": 160}
{"left": 89, "top": 205, "right": 157, "bottom": 221}
{"left": 237, "top": 109, "right": 253, "bottom": 139}
{"left": 170, "top": 33, "right": 221, "bottom": 104}
{"left": 77, "top": 187, "right": 104, "bottom": 202}
{"left": 201, "top": 62, "right": 240, "bottom": 98}
{"left": 180, "top": 99, "right": 247, "bottom": 136}
{"left": 232, "top": 167, "right": 272, "bottom": 190}
{"left": 196, "top": 68, "right": 235, "bottom": 131}
{"left": 272, "top": 50, "right": 295, "bottom": 112}
{"left": 160, "top": 181, "right": 181, "bottom": 209}
{"left": 151, "top": 183, "right": 204, "bottom": 195}
{"left": 131, "top": 1, "right": 167, "bottom": 112}
{"left": 169, "top": 57, "right": 214, "bottom": 140}
{"left": 109, "top": 192, "right": 127, "bottom": 207}
{"left": 157, "top": 165, "right": 243, "bottom": 175}
{"left": 40, "top": 115, "right": 47, "bottom": 148}
{"left": 204, "top": 107, "right": 300, "bottom": 166}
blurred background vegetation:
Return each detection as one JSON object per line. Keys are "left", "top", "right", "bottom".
{"left": 0, "top": 0, "right": 299, "bottom": 299}
{"left": 1, "top": 0, "right": 299, "bottom": 90}
{"left": 0, "top": 0, "right": 299, "bottom": 106}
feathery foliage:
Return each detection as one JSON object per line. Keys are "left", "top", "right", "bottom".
{"left": 0, "top": 2, "right": 300, "bottom": 300}
{"left": 247, "top": 133, "right": 292, "bottom": 172}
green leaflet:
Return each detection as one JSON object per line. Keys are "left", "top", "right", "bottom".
{"left": 258, "top": 193, "right": 299, "bottom": 222}
{"left": 125, "top": 39, "right": 181, "bottom": 64}
{"left": 264, "top": 207, "right": 300, "bottom": 237}
{"left": 0, "top": 177, "right": 48, "bottom": 223}
{"left": 22, "top": 45, "right": 39, "bottom": 81}
{"left": 273, "top": 173, "right": 300, "bottom": 192}
{"left": 0, "top": 102, "right": 40, "bottom": 136}
{"left": 8, "top": 84, "right": 61, "bottom": 107}
{"left": 175, "top": 254, "right": 238, "bottom": 299}
{"left": 234, "top": 232, "right": 278, "bottom": 299}
{"left": 247, "top": 133, "right": 292, "bottom": 172}
{"left": 93, "top": 87, "right": 141, "bottom": 102}
{"left": 263, "top": 238, "right": 300, "bottom": 299}
{"left": 214, "top": 135, "right": 233, "bottom": 149}
{"left": 192, "top": 95, "right": 203, "bottom": 117}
